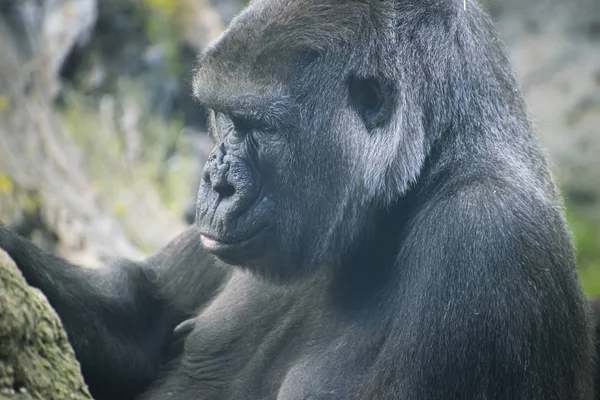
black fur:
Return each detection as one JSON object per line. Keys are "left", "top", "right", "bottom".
{"left": 0, "top": 0, "right": 594, "bottom": 399}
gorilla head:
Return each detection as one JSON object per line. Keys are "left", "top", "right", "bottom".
{"left": 193, "top": 0, "right": 508, "bottom": 281}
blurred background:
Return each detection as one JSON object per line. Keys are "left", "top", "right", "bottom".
{"left": 0, "top": 0, "right": 598, "bottom": 292}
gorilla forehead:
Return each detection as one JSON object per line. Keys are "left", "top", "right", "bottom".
{"left": 193, "top": 0, "right": 377, "bottom": 99}
{"left": 192, "top": 0, "right": 459, "bottom": 106}
{"left": 207, "top": 0, "right": 371, "bottom": 62}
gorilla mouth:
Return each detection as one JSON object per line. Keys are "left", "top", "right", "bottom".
{"left": 200, "top": 228, "right": 265, "bottom": 246}
{"left": 199, "top": 226, "right": 270, "bottom": 264}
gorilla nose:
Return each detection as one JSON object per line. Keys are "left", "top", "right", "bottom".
{"left": 204, "top": 144, "right": 236, "bottom": 198}
{"left": 204, "top": 163, "right": 236, "bottom": 198}
{"left": 212, "top": 165, "right": 236, "bottom": 198}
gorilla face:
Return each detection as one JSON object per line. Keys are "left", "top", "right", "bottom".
{"left": 194, "top": 1, "right": 429, "bottom": 280}
{"left": 196, "top": 111, "right": 277, "bottom": 268}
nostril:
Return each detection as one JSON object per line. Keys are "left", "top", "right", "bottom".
{"left": 204, "top": 146, "right": 235, "bottom": 198}
{"left": 214, "top": 182, "right": 236, "bottom": 198}
{"left": 211, "top": 162, "right": 234, "bottom": 198}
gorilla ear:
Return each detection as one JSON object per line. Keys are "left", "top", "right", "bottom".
{"left": 348, "top": 76, "right": 392, "bottom": 131}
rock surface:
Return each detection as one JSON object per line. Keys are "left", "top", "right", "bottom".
{"left": 0, "top": 249, "right": 91, "bottom": 400}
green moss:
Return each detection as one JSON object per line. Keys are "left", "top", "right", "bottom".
{"left": 0, "top": 250, "right": 91, "bottom": 399}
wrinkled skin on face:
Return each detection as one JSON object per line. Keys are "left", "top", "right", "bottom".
{"left": 195, "top": 77, "right": 379, "bottom": 280}
{"left": 196, "top": 119, "right": 275, "bottom": 267}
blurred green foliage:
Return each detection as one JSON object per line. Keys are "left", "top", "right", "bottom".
{"left": 59, "top": 89, "right": 195, "bottom": 253}
{"left": 60, "top": 89, "right": 193, "bottom": 207}
{"left": 567, "top": 206, "right": 600, "bottom": 295}
{"left": 136, "top": 0, "right": 192, "bottom": 76}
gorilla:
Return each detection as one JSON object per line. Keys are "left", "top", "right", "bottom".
{"left": 0, "top": 0, "right": 595, "bottom": 399}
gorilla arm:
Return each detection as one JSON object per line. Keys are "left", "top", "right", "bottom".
{"left": 0, "top": 225, "right": 230, "bottom": 400}
{"left": 357, "top": 184, "right": 591, "bottom": 400}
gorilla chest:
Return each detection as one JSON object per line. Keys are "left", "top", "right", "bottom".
{"left": 146, "top": 274, "right": 367, "bottom": 399}
{"left": 169, "top": 331, "right": 363, "bottom": 400}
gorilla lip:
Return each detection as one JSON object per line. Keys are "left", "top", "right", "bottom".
{"left": 200, "top": 235, "right": 219, "bottom": 248}
{"left": 199, "top": 232, "right": 258, "bottom": 247}
{"left": 199, "top": 227, "right": 268, "bottom": 253}
{"left": 199, "top": 229, "right": 269, "bottom": 265}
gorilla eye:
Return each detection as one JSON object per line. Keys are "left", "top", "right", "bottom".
{"left": 215, "top": 113, "right": 252, "bottom": 143}
{"left": 231, "top": 117, "right": 253, "bottom": 138}
{"left": 348, "top": 76, "right": 390, "bottom": 131}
